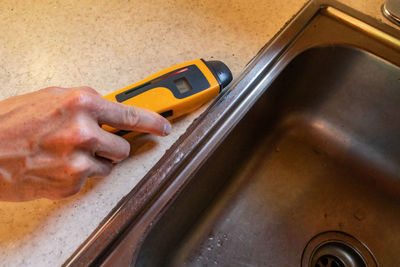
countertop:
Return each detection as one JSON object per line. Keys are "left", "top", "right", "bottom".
{"left": 0, "top": 0, "right": 393, "bottom": 266}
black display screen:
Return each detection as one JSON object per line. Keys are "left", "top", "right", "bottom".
{"left": 174, "top": 77, "right": 192, "bottom": 93}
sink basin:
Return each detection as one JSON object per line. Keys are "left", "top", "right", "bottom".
{"left": 64, "top": 1, "right": 400, "bottom": 266}
{"left": 135, "top": 45, "right": 400, "bottom": 266}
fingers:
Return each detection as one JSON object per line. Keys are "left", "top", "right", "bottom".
{"left": 49, "top": 157, "right": 112, "bottom": 199}
{"left": 61, "top": 152, "right": 113, "bottom": 181}
{"left": 56, "top": 86, "right": 172, "bottom": 136}
{"left": 60, "top": 118, "right": 131, "bottom": 163}
{"left": 92, "top": 124, "right": 131, "bottom": 162}
{"left": 26, "top": 153, "right": 113, "bottom": 200}
{"left": 95, "top": 98, "right": 172, "bottom": 136}
{"left": 87, "top": 156, "right": 113, "bottom": 178}
{"left": 64, "top": 117, "right": 130, "bottom": 163}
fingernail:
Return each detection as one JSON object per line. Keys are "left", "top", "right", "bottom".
{"left": 163, "top": 121, "right": 172, "bottom": 136}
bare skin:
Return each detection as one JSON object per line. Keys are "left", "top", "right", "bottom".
{"left": 0, "top": 86, "right": 171, "bottom": 201}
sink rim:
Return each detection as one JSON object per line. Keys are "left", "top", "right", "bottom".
{"left": 64, "top": 1, "right": 400, "bottom": 266}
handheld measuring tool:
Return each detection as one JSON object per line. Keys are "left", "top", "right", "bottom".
{"left": 102, "top": 59, "right": 232, "bottom": 136}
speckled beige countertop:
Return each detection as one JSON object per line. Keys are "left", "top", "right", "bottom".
{"left": 0, "top": 0, "right": 394, "bottom": 266}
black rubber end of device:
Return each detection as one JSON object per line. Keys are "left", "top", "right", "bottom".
{"left": 202, "top": 60, "right": 233, "bottom": 90}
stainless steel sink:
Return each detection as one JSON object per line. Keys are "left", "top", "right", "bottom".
{"left": 65, "top": 1, "right": 400, "bottom": 266}
{"left": 135, "top": 45, "right": 400, "bottom": 266}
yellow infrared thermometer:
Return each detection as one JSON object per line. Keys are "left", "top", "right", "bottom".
{"left": 102, "top": 59, "right": 232, "bottom": 136}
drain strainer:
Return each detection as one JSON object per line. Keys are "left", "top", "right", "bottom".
{"left": 301, "top": 231, "right": 378, "bottom": 267}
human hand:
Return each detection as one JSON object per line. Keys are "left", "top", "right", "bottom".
{"left": 0, "top": 86, "right": 171, "bottom": 201}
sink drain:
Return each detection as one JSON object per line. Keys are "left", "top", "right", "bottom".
{"left": 301, "top": 231, "right": 378, "bottom": 267}
{"left": 311, "top": 242, "right": 365, "bottom": 267}
{"left": 315, "top": 254, "right": 344, "bottom": 267}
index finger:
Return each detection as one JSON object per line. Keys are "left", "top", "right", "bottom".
{"left": 95, "top": 97, "right": 171, "bottom": 136}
